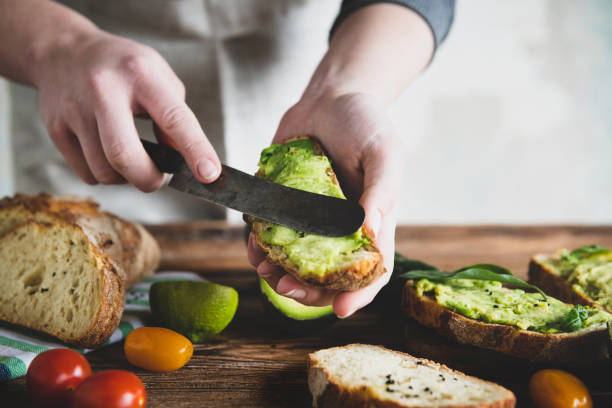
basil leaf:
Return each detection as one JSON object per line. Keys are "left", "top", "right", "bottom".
{"left": 393, "top": 252, "right": 437, "bottom": 277}
{"left": 398, "top": 269, "right": 457, "bottom": 280}
{"left": 454, "top": 263, "right": 511, "bottom": 275}
{"left": 397, "top": 261, "right": 547, "bottom": 299}
{"left": 561, "top": 245, "right": 610, "bottom": 263}
{"left": 561, "top": 305, "right": 588, "bottom": 332}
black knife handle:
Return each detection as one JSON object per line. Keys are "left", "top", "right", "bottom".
{"left": 141, "top": 138, "right": 185, "bottom": 174}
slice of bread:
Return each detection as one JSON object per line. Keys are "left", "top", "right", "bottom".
{"left": 249, "top": 136, "right": 384, "bottom": 291}
{"left": 0, "top": 193, "right": 160, "bottom": 287}
{"left": 308, "top": 344, "right": 516, "bottom": 408}
{"left": 0, "top": 220, "right": 124, "bottom": 347}
{"left": 529, "top": 254, "right": 611, "bottom": 314}
{"left": 402, "top": 282, "right": 610, "bottom": 362}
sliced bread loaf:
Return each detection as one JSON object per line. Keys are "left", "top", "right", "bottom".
{"left": 0, "top": 220, "right": 124, "bottom": 347}
{"left": 308, "top": 344, "right": 516, "bottom": 408}
{"left": 0, "top": 193, "right": 159, "bottom": 286}
{"left": 402, "top": 282, "right": 611, "bottom": 362}
{"left": 249, "top": 136, "right": 384, "bottom": 291}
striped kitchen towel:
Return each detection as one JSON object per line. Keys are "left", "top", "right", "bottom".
{"left": 0, "top": 271, "right": 206, "bottom": 381}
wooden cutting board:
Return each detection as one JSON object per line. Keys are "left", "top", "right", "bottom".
{"left": 3, "top": 224, "right": 611, "bottom": 407}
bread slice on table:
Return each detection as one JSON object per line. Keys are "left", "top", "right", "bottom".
{"left": 402, "top": 282, "right": 610, "bottom": 362}
{"left": 0, "top": 220, "right": 124, "bottom": 348}
{"left": 0, "top": 193, "right": 160, "bottom": 286}
{"left": 249, "top": 136, "right": 384, "bottom": 291}
{"left": 529, "top": 253, "right": 611, "bottom": 314}
{"left": 308, "top": 344, "right": 516, "bottom": 408}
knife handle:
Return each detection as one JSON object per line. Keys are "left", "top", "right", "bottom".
{"left": 141, "top": 138, "right": 185, "bottom": 174}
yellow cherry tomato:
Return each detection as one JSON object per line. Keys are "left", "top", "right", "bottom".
{"left": 529, "top": 369, "right": 592, "bottom": 408}
{"left": 124, "top": 327, "right": 193, "bottom": 372}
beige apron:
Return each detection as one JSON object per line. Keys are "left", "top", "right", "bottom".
{"left": 10, "top": 0, "right": 339, "bottom": 222}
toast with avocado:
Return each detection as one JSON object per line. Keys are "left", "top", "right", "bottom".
{"left": 308, "top": 344, "right": 516, "bottom": 408}
{"left": 400, "top": 264, "right": 612, "bottom": 362}
{"left": 248, "top": 136, "right": 384, "bottom": 291}
{"left": 529, "top": 245, "right": 612, "bottom": 314}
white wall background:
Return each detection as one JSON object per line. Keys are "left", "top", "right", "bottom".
{"left": 1, "top": 0, "right": 611, "bottom": 224}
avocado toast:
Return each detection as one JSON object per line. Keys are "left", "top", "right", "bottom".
{"left": 249, "top": 136, "right": 384, "bottom": 291}
{"left": 401, "top": 269, "right": 611, "bottom": 362}
{"left": 529, "top": 245, "right": 612, "bottom": 314}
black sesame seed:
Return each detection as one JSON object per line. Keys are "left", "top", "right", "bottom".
{"left": 424, "top": 387, "right": 430, "bottom": 392}
{"left": 52, "top": 272, "right": 57, "bottom": 277}
{"left": 408, "top": 385, "right": 413, "bottom": 389}
{"left": 533, "top": 304, "right": 538, "bottom": 307}
{"left": 386, "top": 387, "right": 395, "bottom": 393}
{"left": 385, "top": 379, "right": 395, "bottom": 385}
{"left": 41, "top": 288, "right": 49, "bottom": 293}
{"left": 416, "top": 361, "right": 423, "bottom": 365}
{"left": 493, "top": 305, "right": 499, "bottom": 308}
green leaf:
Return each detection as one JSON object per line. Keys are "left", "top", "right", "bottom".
{"left": 393, "top": 252, "right": 437, "bottom": 277}
{"left": 561, "top": 245, "right": 610, "bottom": 263}
{"left": 560, "top": 305, "right": 588, "bottom": 332}
{"left": 398, "top": 262, "right": 547, "bottom": 300}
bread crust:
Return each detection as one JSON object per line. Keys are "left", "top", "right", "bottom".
{"left": 402, "top": 282, "right": 610, "bottom": 362}
{"left": 0, "top": 193, "right": 160, "bottom": 287}
{"left": 0, "top": 221, "right": 125, "bottom": 348}
{"left": 248, "top": 136, "right": 384, "bottom": 291}
{"left": 308, "top": 344, "right": 516, "bottom": 408}
{"left": 528, "top": 256, "right": 600, "bottom": 310}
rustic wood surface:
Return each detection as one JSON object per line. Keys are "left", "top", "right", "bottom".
{"left": 2, "top": 224, "right": 611, "bottom": 407}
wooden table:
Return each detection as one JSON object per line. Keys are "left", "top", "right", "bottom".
{"left": 3, "top": 224, "right": 611, "bottom": 407}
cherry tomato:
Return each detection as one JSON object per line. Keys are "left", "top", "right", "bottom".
{"left": 26, "top": 348, "right": 92, "bottom": 408}
{"left": 124, "top": 327, "right": 193, "bottom": 372}
{"left": 72, "top": 370, "right": 146, "bottom": 408}
{"left": 530, "top": 369, "right": 592, "bottom": 408}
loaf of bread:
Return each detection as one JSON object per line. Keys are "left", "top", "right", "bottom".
{"left": 0, "top": 193, "right": 160, "bottom": 347}
{"left": 0, "top": 193, "right": 159, "bottom": 286}
{"left": 249, "top": 136, "right": 384, "bottom": 291}
{"left": 308, "top": 344, "right": 516, "bottom": 408}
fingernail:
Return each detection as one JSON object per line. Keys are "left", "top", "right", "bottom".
{"left": 197, "top": 159, "right": 220, "bottom": 181}
{"left": 368, "top": 209, "right": 382, "bottom": 239}
{"left": 280, "top": 288, "right": 306, "bottom": 300}
{"left": 338, "top": 307, "right": 357, "bottom": 319}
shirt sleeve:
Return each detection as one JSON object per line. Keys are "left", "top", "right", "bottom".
{"left": 330, "top": 0, "right": 456, "bottom": 49}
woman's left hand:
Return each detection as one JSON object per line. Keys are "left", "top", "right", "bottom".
{"left": 247, "top": 91, "right": 404, "bottom": 318}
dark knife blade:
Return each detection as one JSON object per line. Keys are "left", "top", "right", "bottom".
{"left": 142, "top": 139, "right": 365, "bottom": 237}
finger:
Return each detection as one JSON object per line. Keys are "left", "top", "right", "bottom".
{"left": 333, "top": 210, "right": 397, "bottom": 318}
{"left": 359, "top": 139, "right": 402, "bottom": 241}
{"left": 256, "top": 261, "right": 284, "bottom": 291}
{"left": 137, "top": 80, "right": 221, "bottom": 183}
{"left": 275, "top": 274, "right": 337, "bottom": 307}
{"left": 68, "top": 113, "right": 125, "bottom": 185}
{"left": 47, "top": 120, "right": 97, "bottom": 185}
{"left": 247, "top": 233, "right": 267, "bottom": 267}
{"left": 94, "top": 97, "right": 165, "bottom": 192}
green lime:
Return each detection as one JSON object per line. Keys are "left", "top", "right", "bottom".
{"left": 149, "top": 281, "right": 239, "bottom": 343}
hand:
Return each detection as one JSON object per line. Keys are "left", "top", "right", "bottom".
{"left": 34, "top": 29, "right": 221, "bottom": 191}
{"left": 248, "top": 92, "right": 403, "bottom": 318}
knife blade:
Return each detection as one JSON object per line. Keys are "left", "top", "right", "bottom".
{"left": 141, "top": 139, "right": 365, "bottom": 237}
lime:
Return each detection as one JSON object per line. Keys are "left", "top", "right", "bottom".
{"left": 149, "top": 281, "right": 238, "bottom": 343}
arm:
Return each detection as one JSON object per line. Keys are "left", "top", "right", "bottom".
{"left": 248, "top": 2, "right": 453, "bottom": 317}
{"left": 0, "top": 0, "right": 221, "bottom": 190}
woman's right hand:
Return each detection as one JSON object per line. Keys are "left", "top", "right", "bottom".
{"left": 33, "top": 29, "right": 221, "bottom": 191}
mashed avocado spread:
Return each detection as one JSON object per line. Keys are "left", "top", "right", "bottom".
{"left": 257, "top": 139, "right": 369, "bottom": 276}
{"left": 540, "top": 247, "right": 612, "bottom": 313}
{"left": 416, "top": 278, "right": 611, "bottom": 333}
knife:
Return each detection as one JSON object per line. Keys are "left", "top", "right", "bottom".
{"left": 141, "top": 139, "right": 365, "bottom": 237}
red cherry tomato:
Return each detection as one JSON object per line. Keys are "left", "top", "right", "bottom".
{"left": 26, "top": 348, "right": 92, "bottom": 408}
{"left": 72, "top": 370, "right": 146, "bottom": 408}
